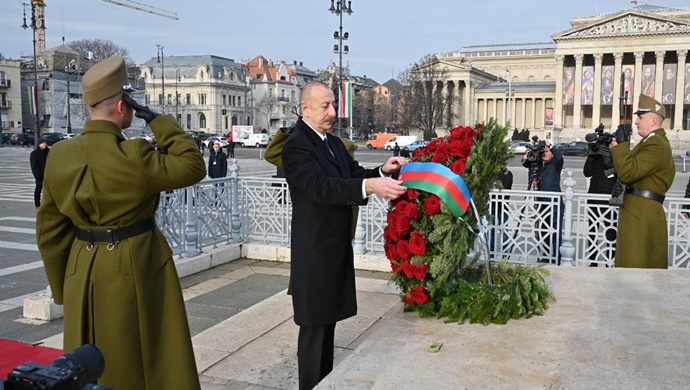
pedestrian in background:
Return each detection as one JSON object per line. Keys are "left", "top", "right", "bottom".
{"left": 35, "top": 56, "right": 205, "bottom": 390}
{"left": 208, "top": 142, "right": 227, "bottom": 178}
{"left": 226, "top": 139, "right": 236, "bottom": 158}
{"left": 610, "top": 94, "right": 675, "bottom": 268}
{"left": 583, "top": 144, "right": 617, "bottom": 266}
{"left": 393, "top": 142, "right": 400, "bottom": 156}
{"left": 29, "top": 137, "right": 49, "bottom": 209}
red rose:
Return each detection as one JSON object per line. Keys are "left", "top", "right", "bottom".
{"left": 426, "top": 138, "right": 443, "bottom": 153}
{"left": 437, "top": 142, "right": 450, "bottom": 154}
{"left": 461, "top": 126, "right": 475, "bottom": 140}
{"left": 409, "top": 231, "right": 427, "bottom": 255}
{"left": 475, "top": 123, "right": 484, "bottom": 134}
{"left": 402, "top": 261, "right": 415, "bottom": 278}
{"left": 459, "top": 138, "right": 472, "bottom": 158}
{"left": 395, "top": 200, "right": 410, "bottom": 215}
{"left": 431, "top": 152, "right": 448, "bottom": 164}
{"left": 423, "top": 195, "right": 441, "bottom": 216}
{"left": 387, "top": 211, "right": 396, "bottom": 226}
{"left": 407, "top": 189, "right": 418, "bottom": 200}
{"left": 403, "top": 203, "right": 422, "bottom": 221}
{"left": 448, "top": 126, "right": 463, "bottom": 142}
{"left": 384, "top": 242, "right": 399, "bottom": 261}
{"left": 450, "top": 159, "right": 466, "bottom": 175}
{"left": 410, "top": 285, "right": 428, "bottom": 305}
{"left": 402, "top": 295, "right": 413, "bottom": 306}
{"left": 412, "top": 148, "right": 425, "bottom": 159}
{"left": 397, "top": 240, "right": 411, "bottom": 261}
{"left": 395, "top": 215, "right": 412, "bottom": 236}
{"left": 448, "top": 140, "right": 463, "bottom": 157}
{"left": 413, "top": 263, "right": 427, "bottom": 280}
{"left": 391, "top": 261, "right": 402, "bottom": 275}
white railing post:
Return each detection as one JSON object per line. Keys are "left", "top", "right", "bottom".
{"left": 230, "top": 159, "right": 242, "bottom": 242}
{"left": 353, "top": 206, "right": 366, "bottom": 255}
{"left": 560, "top": 171, "right": 576, "bottom": 266}
{"left": 184, "top": 185, "right": 200, "bottom": 257}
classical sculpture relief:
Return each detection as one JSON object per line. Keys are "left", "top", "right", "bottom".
{"left": 570, "top": 15, "right": 690, "bottom": 37}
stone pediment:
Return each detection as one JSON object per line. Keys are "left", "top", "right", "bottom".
{"left": 554, "top": 11, "right": 690, "bottom": 40}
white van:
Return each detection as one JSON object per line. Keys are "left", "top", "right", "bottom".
{"left": 240, "top": 133, "right": 270, "bottom": 148}
{"left": 384, "top": 136, "right": 418, "bottom": 151}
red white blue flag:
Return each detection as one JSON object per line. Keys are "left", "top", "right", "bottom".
{"left": 339, "top": 82, "right": 352, "bottom": 119}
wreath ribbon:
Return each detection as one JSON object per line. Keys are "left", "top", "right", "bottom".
{"left": 399, "top": 162, "right": 472, "bottom": 218}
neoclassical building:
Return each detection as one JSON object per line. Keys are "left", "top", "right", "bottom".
{"left": 431, "top": 4, "right": 690, "bottom": 138}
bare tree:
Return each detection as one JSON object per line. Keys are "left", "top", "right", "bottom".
{"left": 255, "top": 94, "right": 279, "bottom": 132}
{"left": 67, "top": 39, "right": 132, "bottom": 64}
{"left": 373, "top": 89, "right": 393, "bottom": 133}
{"left": 352, "top": 89, "right": 374, "bottom": 136}
{"left": 398, "top": 54, "right": 453, "bottom": 140}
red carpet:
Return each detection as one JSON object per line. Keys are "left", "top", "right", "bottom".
{"left": 0, "top": 339, "right": 63, "bottom": 379}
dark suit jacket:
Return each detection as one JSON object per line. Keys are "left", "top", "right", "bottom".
{"left": 282, "top": 119, "right": 381, "bottom": 326}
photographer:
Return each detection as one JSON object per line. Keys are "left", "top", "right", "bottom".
{"left": 583, "top": 127, "right": 618, "bottom": 266}
{"left": 521, "top": 140, "right": 564, "bottom": 264}
{"left": 610, "top": 94, "right": 675, "bottom": 269}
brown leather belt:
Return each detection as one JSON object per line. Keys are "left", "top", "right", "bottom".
{"left": 625, "top": 187, "right": 665, "bottom": 204}
{"left": 76, "top": 218, "right": 156, "bottom": 245}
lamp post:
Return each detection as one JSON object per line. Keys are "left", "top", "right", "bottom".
{"left": 21, "top": 1, "right": 46, "bottom": 145}
{"left": 330, "top": 0, "right": 353, "bottom": 137}
{"left": 506, "top": 69, "right": 512, "bottom": 127}
{"left": 65, "top": 59, "right": 80, "bottom": 134}
{"left": 156, "top": 44, "right": 165, "bottom": 113}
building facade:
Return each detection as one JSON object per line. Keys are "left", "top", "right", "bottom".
{"left": 0, "top": 59, "right": 24, "bottom": 134}
{"left": 140, "top": 55, "right": 247, "bottom": 135}
{"left": 429, "top": 4, "right": 690, "bottom": 139}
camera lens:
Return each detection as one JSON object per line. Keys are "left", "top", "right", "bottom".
{"left": 51, "top": 344, "right": 106, "bottom": 387}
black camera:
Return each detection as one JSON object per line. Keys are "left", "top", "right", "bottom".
{"left": 525, "top": 138, "right": 546, "bottom": 166}
{"left": 585, "top": 123, "right": 615, "bottom": 155}
{"left": 2, "top": 344, "right": 110, "bottom": 390}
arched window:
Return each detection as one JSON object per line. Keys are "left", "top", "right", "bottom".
{"left": 199, "top": 113, "right": 206, "bottom": 129}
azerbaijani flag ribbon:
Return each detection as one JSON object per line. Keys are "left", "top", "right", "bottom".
{"left": 399, "top": 162, "right": 472, "bottom": 218}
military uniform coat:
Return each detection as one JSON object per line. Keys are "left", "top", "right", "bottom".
{"left": 611, "top": 128, "right": 675, "bottom": 268}
{"left": 282, "top": 119, "right": 381, "bottom": 326}
{"left": 36, "top": 116, "right": 206, "bottom": 390}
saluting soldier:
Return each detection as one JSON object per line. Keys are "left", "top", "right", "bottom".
{"left": 36, "top": 56, "right": 205, "bottom": 389}
{"left": 610, "top": 94, "right": 675, "bottom": 268}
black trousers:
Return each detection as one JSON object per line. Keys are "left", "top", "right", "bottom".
{"left": 34, "top": 183, "right": 43, "bottom": 208}
{"left": 297, "top": 323, "right": 336, "bottom": 390}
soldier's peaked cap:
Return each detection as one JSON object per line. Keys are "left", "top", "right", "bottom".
{"left": 633, "top": 94, "right": 666, "bottom": 119}
{"left": 82, "top": 56, "right": 136, "bottom": 107}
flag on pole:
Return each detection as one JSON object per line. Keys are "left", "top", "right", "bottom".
{"left": 630, "top": 0, "right": 637, "bottom": 4}
{"left": 27, "top": 85, "right": 38, "bottom": 116}
{"left": 399, "top": 162, "right": 472, "bottom": 218}
{"left": 339, "top": 82, "right": 352, "bottom": 119}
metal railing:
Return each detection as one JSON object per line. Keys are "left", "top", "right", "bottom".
{"left": 156, "top": 160, "right": 690, "bottom": 268}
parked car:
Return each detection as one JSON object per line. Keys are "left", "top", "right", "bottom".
{"left": 557, "top": 141, "right": 589, "bottom": 156}
{"left": 9, "top": 133, "right": 34, "bottom": 146}
{"left": 509, "top": 141, "right": 531, "bottom": 154}
{"left": 384, "top": 136, "right": 418, "bottom": 150}
{"left": 2, "top": 133, "right": 12, "bottom": 144}
{"left": 42, "top": 132, "right": 67, "bottom": 146}
{"left": 403, "top": 140, "right": 430, "bottom": 152}
{"left": 203, "top": 136, "right": 227, "bottom": 148}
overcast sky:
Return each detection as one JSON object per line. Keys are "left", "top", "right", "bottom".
{"left": 1, "top": 1, "right": 688, "bottom": 83}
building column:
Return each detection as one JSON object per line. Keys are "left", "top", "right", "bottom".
{"left": 654, "top": 51, "right": 666, "bottom": 102}
{"left": 633, "top": 52, "right": 645, "bottom": 106}
{"left": 612, "top": 53, "right": 624, "bottom": 123}
{"left": 532, "top": 98, "right": 538, "bottom": 128}
{"left": 593, "top": 53, "right": 603, "bottom": 126}
{"left": 674, "top": 50, "right": 687, "bottom": 130}
{"left": 468, "top": 80, "right": 475, "bottom": 125}
{"left": 573, "top": 54, "right": 584, "bottom": 128}
{"left": 551, "top": 55, "right": 563, "bottom": 129}
{"left": 463, "top": 80, "right": 472, "bottom": 126}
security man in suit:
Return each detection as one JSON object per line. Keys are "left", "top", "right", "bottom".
{"left": 281, "top": 81, "right": 407, "bottom": 389}
{"left": 610, "top": 94, "right": 675, "bottom": 268}
{"left": 36, "top": 56, "right": 205, "bottom": 389}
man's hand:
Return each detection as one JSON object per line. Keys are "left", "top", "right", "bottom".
{"left": 122, "top": 94, "right": 160, "bottom": 124}
{"left": 365, "top": 177, "right": 407, "bottom": 200}
{"left": 381, "top": 156, "right": 408, "bottom": 175}
{"left": 614, "top": 124, "right": 631, "bottom": 144}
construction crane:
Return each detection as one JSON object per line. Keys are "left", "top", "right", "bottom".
{"left": 101, "top": 0, "right": 179, "bottom": 20}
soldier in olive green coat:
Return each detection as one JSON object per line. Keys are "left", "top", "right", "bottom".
{"left": 36, "top": 56, "right": 205, "bottom": 389}
{"left": 610, "top": 95, "right": 675, "bottom": 268}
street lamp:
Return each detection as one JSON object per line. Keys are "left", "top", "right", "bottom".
{"left": 156, "top": 44, "right": 165, "bottom": 113}
{"left": 21, "top": 1, "right": 46, "bottom": 145}
{"left": 506, "top": 69, "right": 512, "bottom": 127}
{"left": 330, "top": 0, "right": 353, "bottom": 136}
{"left": 65, "top": 59, "right": 80, "bottom": 134}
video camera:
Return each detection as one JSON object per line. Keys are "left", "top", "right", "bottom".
{"left": 525, "top": 135, "right": 546, "bottom": 166}
{"left": 1, "top": 344, "right": 110, "bottom": 390}
{"left": 585, "top": 123, "right": 615, "bottom": 155}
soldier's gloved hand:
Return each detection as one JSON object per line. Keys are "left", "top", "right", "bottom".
{"left": 614, "top": 124, "right": 631, "bottom": 144}
{"left": 122, "top": 94, "right": 160, "bottom": 124}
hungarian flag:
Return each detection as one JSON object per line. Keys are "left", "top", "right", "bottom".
{"left": 399, "top": 162, "right": 472, "bottom": 218}
{"left": 339, "top": 82, "right": 352, "bottom": 119}
{"left": 27, "top": 85, "right": 37, "bottom": 115}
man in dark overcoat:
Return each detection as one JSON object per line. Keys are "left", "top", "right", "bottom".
{"left": 610, "top": 94, "right": 675, "bottom": 268}
{"left": 29, "top": 137, "right": 50, "bottom": 209}
{"left": 35, "top": 56, "right": 205, "bottom": 389}
{"left": 281, "top": 81, "right": 407, "bottom": 390}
